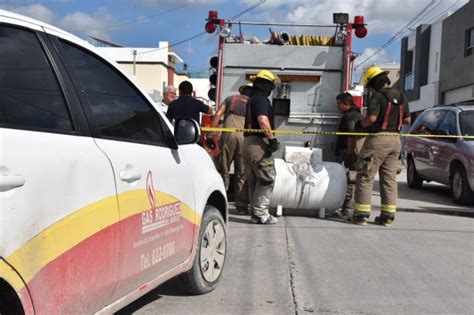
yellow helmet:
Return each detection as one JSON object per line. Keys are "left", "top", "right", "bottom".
{"left": 361, "top": 66, "right": 388, "bottom": 85}
{"left": 255, "top": 69, "right": 277, "bottom": 82}
{"left": 239, "top": 82, "right": 253, "bottom": 94}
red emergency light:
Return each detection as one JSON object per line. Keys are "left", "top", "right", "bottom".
{"left": 353, "top": 16, "right": 368, "bottom": 38}
{"left": 205, "top": 10, "right": 224, "bottom": 34}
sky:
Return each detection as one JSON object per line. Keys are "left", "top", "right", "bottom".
{"left": 0, "top": 0, "right": 469, "bottom": 80}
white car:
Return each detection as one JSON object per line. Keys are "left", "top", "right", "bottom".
{"left": 0, "top": 10, "right": 227, "bottom": 314}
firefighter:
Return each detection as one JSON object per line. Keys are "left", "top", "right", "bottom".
{"left": 333, "top": 92, "right": 364, "bottom": 220}
{"left": 209, "top": 82, "right": 253, "bottom": 214}
{"left": 352, "top": 66, "right": 411, "bottom": 226}
{"left": 243, "top": 70, "right": 279, "bottom": 224}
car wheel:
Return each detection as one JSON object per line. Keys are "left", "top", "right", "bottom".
{"left": 407, "top": 157, "right": 423, "bottom": 189}
{"left": 180, "top": 205, "right": 226, "bottom": 295}
{"left": 450, "top": 166, "right": 474, "bottom": 205}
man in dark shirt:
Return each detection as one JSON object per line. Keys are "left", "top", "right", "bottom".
{"left": 243, "top": 70, "right": 280, "bottom": 224}
{"left": 166, "top": 80, "right": 213, "bottom": 124}
{"left": 334, "top": 92, "right": 364, "bottom": 220}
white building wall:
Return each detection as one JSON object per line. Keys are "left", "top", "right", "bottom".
{"left": 117, "top": 63, "right": 167, "bottom": 93}
{"left": 96, "top": 42, "right": 187, "bottom": 103}
{"left": 445, "top": 85, "right": 474, "bottom": 104}
{"left": 407, "top": 18, "right": 444, "bottom": 112}
{"left": 189, "top": 78, "right": 213, "bottom": 104}
{"left": 97, "top": 42, "right": 177, "bottom": 64}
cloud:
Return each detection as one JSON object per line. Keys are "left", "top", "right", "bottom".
{"left": 57, "top": 7, "right": 119, "bottom": 41}
{"left": 0, "top": 4, "right": 120, "bottom": 40}
{"left": 239, "top": 0, "right": 467, "bottom": 35}
{"left": 136, "top": 0, "right": 221, "bottom": 7}
{"left": 0, "top": 4, "right": 55, "bottom": 24}
{"left": 353, "top": 47, "right": 393, "bottom": 81}
{"left": 356, "top": 47, "right": 392, "bottom": 66}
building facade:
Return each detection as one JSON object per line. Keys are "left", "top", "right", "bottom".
{"left": 400, "top": 1, "right": 473, "bottom": 114}
{"left": 96, "top": 41, "right": 188, "bottom": 103}
{"left": 439, "top": 0, "right": 474, "bottom": 105}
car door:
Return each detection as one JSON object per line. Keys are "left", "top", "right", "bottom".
{"left": 410, "top": 110, "right": 446, "bottom": 178}
{"left": 54, "top": 38, "right": 198, "bottom": 300}
{"left": 0, "top": 25, "right": 119, "bottom": 314}
{"left": 429, "top": 111, "right": 458, "bottom": 185}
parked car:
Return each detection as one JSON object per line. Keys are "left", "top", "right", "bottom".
{"left": 404, "top": 101, "right": 474, "bottom": 205}
{"left": 0, "top": 10, "right": 227, "bottom": 314}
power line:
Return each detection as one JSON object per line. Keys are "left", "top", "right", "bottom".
{"left": 70, "top": 2, "right": 191, "bottom": 32}
{"left": 355, "top": 0, "right": 438, "bottom": 70}
{"left": 138, "top": 31, "right": 207, "bottom": 55}
{"left": 355, "top": 0, "right": 467, "bottom": 70}
{"left": 424, "top": 0, "right": 463, "bottom": 24}
{"left": 231, "top": 0, "right": 265, "bottom": 20}
{"left": 138, "top": 0, "right": 267, "bottom": 56}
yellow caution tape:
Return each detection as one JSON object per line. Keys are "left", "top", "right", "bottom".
{"left": 201, "top": 127, "right": 474, "bottom": 139}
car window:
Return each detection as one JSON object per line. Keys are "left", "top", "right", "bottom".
{"left": 0, "top": 26, "right": 73, "bottom": 131}
{"left": 59, "top": 40, "right": 167, "bottom": 146}
{"left": 436, "top": 111, "right": 457, "bottom": 136}
{"left": 410, "top": 110, "right": 446, "bottom": 135}
{"left": 459, "top": 111, "right": 474, "bottom": 141}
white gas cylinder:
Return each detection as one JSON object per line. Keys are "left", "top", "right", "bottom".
{"left": 270, "top": 148, "right": 347, "bottom": 213}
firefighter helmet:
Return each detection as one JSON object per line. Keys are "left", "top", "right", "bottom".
{"left": 361, "top": 66, "right": 388, "bottom": 85}
{"left": 239, "top": 82, "right": 253, "bottom": 94}
{"left": 255, "top": 70, "right": 277, "bottom": 82}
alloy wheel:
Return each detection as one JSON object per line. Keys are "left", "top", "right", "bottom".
{"left": 200, "top": 219, "right": 226, "bottom": 282}
{"left": 452, "top": 170, "right": 463, "bottom": 199}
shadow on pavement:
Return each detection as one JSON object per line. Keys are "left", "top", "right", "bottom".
{"left": 115, "top": 290, "right": 162, "bottom": 315}
{"left": 398, "top": 206, "right": 474, "bottom": 217}
{"left": 228, "top": 216, "right": 253, "bottom": 224}
{"left": 115, "top": 280, "right": 186, "bottom": 314}
{"left": 373, "top": 179, "right": 473, "bottom": 212}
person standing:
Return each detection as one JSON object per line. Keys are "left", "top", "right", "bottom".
{"left": 166, "top": 80, "right": 213, "bottom": 124}
{"left": 209, "top": 83, "right": 253, "bottom": 215}
{"left": 352, "top": 66, "right": 411, "bottom": 226}
{"left": 333, "top": 92, "right": 363, "bottom": 220}
{"left": 243, "top": 70, "right": 279, "bottom": 224}
{"left": 158, "top": 85, "right": 177, "bottom": 113}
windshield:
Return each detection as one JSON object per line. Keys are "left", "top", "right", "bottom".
{"left": 459, "top": 111, "right": 474, "bottom": 141}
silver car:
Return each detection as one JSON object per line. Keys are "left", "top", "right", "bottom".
{"left": 404, "top": 102, "right": 474, "bottom": 205}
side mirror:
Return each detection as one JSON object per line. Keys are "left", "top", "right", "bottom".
{"left": 175, "top": 118, "right": 201, "bottom": 145}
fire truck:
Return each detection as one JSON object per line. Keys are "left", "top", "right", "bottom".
{"left": 203, "top": 11, "right": 368, "bottom": 161}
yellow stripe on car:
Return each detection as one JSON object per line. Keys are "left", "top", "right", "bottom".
{"left": 3, "top": 191, "right": 200, "bottom": 290}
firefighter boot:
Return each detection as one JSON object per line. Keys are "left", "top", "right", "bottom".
{"left": 251, "top": 214, "right": 278, "bottom": 224}
{"left": 351, "top": 210, "right": 370, "bottom": 226}
{"left": 374, "top": 213, "right": 395, "bottom": 227}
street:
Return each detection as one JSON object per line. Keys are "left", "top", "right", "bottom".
{"left": 117, "top": 171, "right": 474, "bottom": 315}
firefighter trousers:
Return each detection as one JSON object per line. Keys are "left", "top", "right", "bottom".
{"left": 354, "top": 135, "right": 400, "bottom": 220}
{"left": 213, "top": 114, "right": 248, "bottom": 212}
{"left": 243, "top": 136, "right": 276, "bottom": 217}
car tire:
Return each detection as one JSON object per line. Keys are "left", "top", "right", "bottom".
{"left": 407, "top": 157, "right": 423, "bottom": 189}
{"left": 179, "top": 205, "right": 226, "bottom": 295}
{"left": 450, "top": 165, "right": 474, "bottom": 205}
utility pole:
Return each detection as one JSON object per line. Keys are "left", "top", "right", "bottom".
{"left": 132, "top": 49, "right": 137, "bottom": 76}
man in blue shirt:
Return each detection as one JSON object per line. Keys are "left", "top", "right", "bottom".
{"left": 166, "top": 81, "right": 213, "bottom": 124}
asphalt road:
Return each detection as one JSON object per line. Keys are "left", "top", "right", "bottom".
{"left": 117, "top": 171, "right": 474, "bottom": 314}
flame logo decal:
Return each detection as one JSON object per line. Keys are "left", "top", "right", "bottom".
{"left": 146, "top": 171, "right": 156, "bottom": 210}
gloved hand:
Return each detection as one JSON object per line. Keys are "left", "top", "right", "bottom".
{"left": 344, "top": 152, "right": 357, "bottom": 170}
{"left": 205, "top": 136, "right": 217, "bottom": 150}
{"left": 266, "top": 138, "right": 280, "bottom": 154}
